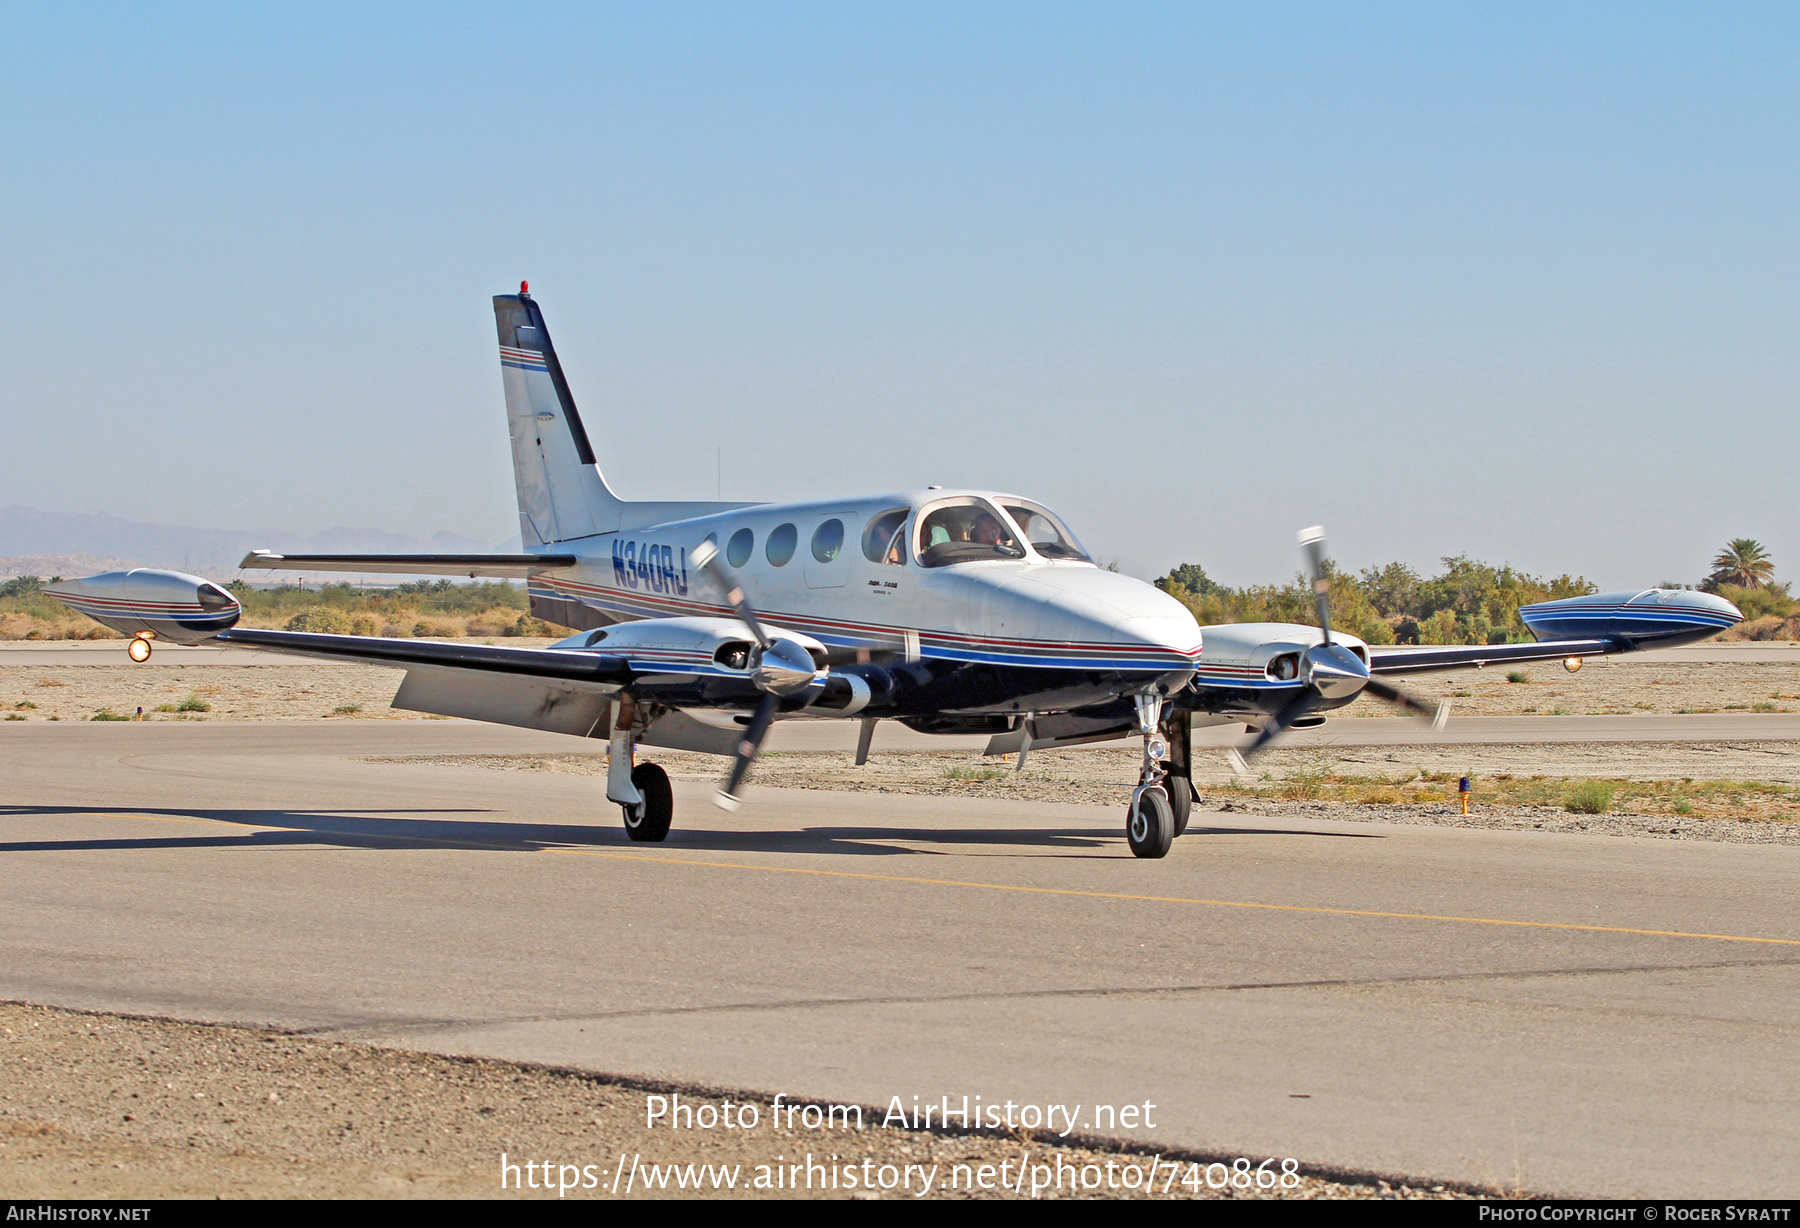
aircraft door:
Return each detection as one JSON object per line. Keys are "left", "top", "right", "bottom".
{"left": 857, "top": 508, "right": 910, "bottom": 605}
{"left": 804, "top": 517, "right": 852, "bottom": 589}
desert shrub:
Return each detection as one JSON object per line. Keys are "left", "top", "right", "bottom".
{"left": 1506, "top": 670, "right": 1530, "bottom": 684}
{"left": 1564, "top": 781, "right": 1616, "bottom": 814}
{"left": 89, "top": 709, "right": 131, "bottom": 722}
{"left": 412, "top": 620, "right": 457, "bottom": 638}
{"left": 331, "top": 704, "right": 362, "bottom": 715}
{"left": 1712, "top": 583, "right": 1795, "bottom": 621}
{"left": 176, "top": 695, "right": 211, "bottom": 713}
{"left": 285, "top": 608, "right": 354, "bottom": 634}
{"left": 502, "top": 614, "right": 560, "bottom": 637}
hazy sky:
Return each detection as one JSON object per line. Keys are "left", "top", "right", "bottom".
{"left": 2, "top": 4, "right": 1794, "bottom": 588}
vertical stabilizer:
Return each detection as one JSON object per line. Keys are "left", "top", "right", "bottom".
{"left": 495, "top": 290, "right": 623, "bottom": 545}
{"left": 494, "top": 287, "right": 754, "bottom": 546}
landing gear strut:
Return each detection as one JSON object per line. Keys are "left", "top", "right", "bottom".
{"left": 1163, "top": 708, "right": 1194, "bottom": 837}
{"left": 607, "top": 693, "right": 674, "bottom": 842}
{"left": 1126, "top": 692, "right": 1174, "bottom": 859}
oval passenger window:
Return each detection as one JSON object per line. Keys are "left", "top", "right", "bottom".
{"left": 766, "top": 523, "right": 798, "bottom": 567}
{"left": 811, "top": 519, "right": 844, "bottom": 563}
{"left": 727, "top": 527, "right": 755, "bottom": 568}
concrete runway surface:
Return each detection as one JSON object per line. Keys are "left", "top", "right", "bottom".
{"left": 3, "top": 721, "right": 1797, "bottom": 1198}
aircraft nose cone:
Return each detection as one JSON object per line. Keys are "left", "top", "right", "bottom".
{"left": 751, "top": 637, "right": 819, "bottom": 696}
{"left": 1304, "top": 642, "right": 1370, "bottom": 700}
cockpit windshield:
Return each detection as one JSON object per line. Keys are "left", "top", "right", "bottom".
{"left": 916, "top": 498, "right": 1026, "bottom": 568}
{"left": 999, "top": 501, "right": 1091, "bottom": 562}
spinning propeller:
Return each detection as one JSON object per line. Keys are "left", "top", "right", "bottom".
{"left": 1226, "top": 527, "right": 1447, "bottom": 776}
{"left": 689, "top": 538, "right": 821, "bottom": 810}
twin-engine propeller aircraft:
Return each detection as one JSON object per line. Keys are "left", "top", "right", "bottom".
{"left": 44, "top": 287, "right": 1744, "bottom": 858}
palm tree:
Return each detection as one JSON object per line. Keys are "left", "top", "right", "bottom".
{"left": 1709, "top": 539, "right": 1775, "bottom": 590}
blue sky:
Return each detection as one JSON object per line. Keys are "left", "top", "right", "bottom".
{"left": 2, "top": 3, "right": 1794, "bottom": 587}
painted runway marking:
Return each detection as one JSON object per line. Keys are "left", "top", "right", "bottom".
{"left": 47, "top": 810, "right": 1800, "bottom": 949}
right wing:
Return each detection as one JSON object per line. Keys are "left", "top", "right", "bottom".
{"left": 239, "top": 551, "right": 577, "bottom": 578}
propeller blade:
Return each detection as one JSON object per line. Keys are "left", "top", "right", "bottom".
{"left": 1363, "top": 676, "right": 1450, "bottom": 730}
{"left": 716, "top": 691, "right": 781, "bottom": 811}
{"left": 690, "top": 538, "right": 773, "bottom": 649}
{"left": 1225, "top": 688, "right": 1321, "bottom": 776}
{"left": 1298, "top": 525, "right": 1332, "bottom": 644}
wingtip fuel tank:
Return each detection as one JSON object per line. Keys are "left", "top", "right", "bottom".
{"left": 1518, "top": 589, "right": 1743, "bottom": 649}
{"left": 42, "top": 570, "right": 241, "bottom": 645}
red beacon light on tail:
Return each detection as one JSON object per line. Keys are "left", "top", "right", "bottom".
{"left": 520, "top": 280, "right": 530, "bottom": 296}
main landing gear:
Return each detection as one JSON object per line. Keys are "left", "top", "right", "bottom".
{"left": 607, "top": 694, "right": 673, "bottom": 842}
{"left": 1127, "top": 692, "right": 1181, "bottom": 859}
{"left": 621, "top": 762, "right": 672, "bottom": 842}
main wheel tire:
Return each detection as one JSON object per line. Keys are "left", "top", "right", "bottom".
{"left": 1168, "top": 776, "right": 1192, "bottom": 837}
{"left": 1127, "top": 786, "right": 1174, "bottom": 859}
{"left": 621, "top": 762, "right": 673, "bottom": 842}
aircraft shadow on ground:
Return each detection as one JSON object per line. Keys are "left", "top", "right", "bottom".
{"left": 0, "top": 805, "right": 1380, "bottom": 859}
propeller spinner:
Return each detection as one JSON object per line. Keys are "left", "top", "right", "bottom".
{"left": 1226, "top": 527, "right": 1447, "bottom": 776}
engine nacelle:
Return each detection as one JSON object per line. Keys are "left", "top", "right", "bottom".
{"left": 43, "top": 570, "right": 241, "bottom": 644}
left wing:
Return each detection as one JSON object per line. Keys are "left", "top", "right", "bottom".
{"left": 1368, "top": 638, "right": 1615, "bottom": 677}
{"left": 1370, "top": 588, "right": 1744, "bottom": 677}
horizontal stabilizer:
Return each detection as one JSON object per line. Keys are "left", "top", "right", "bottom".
{"left": 239, "top": 550, "right": 577, "bottom": 578}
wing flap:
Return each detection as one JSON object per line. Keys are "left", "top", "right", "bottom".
{"left": 390, "top": 664, "right": 613, "bottom": 736}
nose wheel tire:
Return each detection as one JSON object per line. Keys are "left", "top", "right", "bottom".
{"left": 1126, "top": 786, "right": 1174, "bottom": 859}
{"left": 621, "top": 762, "right": 673, "bottom": 842}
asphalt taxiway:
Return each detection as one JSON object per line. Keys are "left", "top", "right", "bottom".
{"left": 3, "top": 720, "right": 1796, "bottom": 1198}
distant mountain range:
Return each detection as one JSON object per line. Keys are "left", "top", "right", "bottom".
{"left": 0, "top": 506, "right": 518, "bottom": 582}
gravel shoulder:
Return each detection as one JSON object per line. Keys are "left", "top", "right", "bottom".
{"left": 0, "top": 1003, "right": 1468, "bottom": 1200}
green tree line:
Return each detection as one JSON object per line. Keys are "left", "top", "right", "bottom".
{"left": 1155, "top": 557, "right": 1599, "bottom": 645}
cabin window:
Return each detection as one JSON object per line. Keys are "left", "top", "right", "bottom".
{"left": 915, "top": 498, "right": 1025, "bottom": 568}
{"left": 998, "top": 501, "right": 1092, "bottom": 562}
{"left": 861, "top": 508, "right": 910, "bottom": 565}
{"left": 727, "top": 527, "right": 754, "bottom": 568}
{"left": 811, "top": 518, "right": 845, "bottom": 563}
{"left": 766, "top": 523, "right": 798, "bottom": 567}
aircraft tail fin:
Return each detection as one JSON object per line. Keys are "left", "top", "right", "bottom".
{"left": 494, "top": 288, "right": 622, "bottom": 546}
{"left": 493, "top": 286, "right": 752, "bottom": 546}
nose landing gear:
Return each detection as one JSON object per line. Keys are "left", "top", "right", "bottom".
{"left": 1126, "top": 692, "right": 1175, "bottom": 858}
